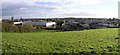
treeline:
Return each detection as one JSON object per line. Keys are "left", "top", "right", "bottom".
{"left": 2, "top": 21, "right": 42, "bottom": 32}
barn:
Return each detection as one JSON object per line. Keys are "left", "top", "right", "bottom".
{"left": 31, "top": 21, "right": 56, "bottom": 27}
{"left": 14, "top": 21, "right": 56, "bottom": 28}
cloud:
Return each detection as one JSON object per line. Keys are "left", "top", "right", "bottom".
{"left": 35, "top": 0, "right": 101, "bottom": 5}
{"left": 1, "top": 0, "right": 119, "bottom": 19}
{"left": 2, "top": 0, "right": 36, "bottom": 2}
{"left": 63, "top": 12, "right": 96, "bottom": 17}
{"left": 2, "top": 2, "right": 56, "bottom": 16}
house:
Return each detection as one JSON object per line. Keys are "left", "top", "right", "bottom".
{"left": 13, "top": 21, "right": 23, "bottom": 26}
{"left": 108, "top": 24, "right": 118, "bottom": 28}
{"left": 31, "top": 21, "right": 56, "bottom": 27}
{"left": 82, "top": 24, "right": 90, "bottom": 29}
{"left": 97, "top": 23, "right": 109, "bottom": 27}
{"left": 13, "top": 21, "right": 56, "bottom": 28}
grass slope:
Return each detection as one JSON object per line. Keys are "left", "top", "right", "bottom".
{"left": 2, "top": 28, "right": 119, "bottom": 53}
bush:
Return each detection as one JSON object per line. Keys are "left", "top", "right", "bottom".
{"left": 2, "top": 21, "right": 43, "bottom": 32}
{"left": 36, "top": 25, "right": 43, "bottom": 30}
{"left": 2, "top": 21, "right": 13, "bottom": 32}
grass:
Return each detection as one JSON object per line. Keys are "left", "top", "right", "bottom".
{"left": 2, "top": 28, "right": 119, "bottom": 53}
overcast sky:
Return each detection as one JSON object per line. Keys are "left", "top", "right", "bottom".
{"left": 1, "top": 0, "right": 119, "bottom": 19}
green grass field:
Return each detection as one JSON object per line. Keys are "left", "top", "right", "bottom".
{"left": 2, "top": 28, "right": 119, "bottom": 53}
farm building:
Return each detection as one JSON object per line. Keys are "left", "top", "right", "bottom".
{"left": 13, "top": 21, "right": 23, "bottom": 25}
{"left": 13, "top": 21, "right": 56, "bottom": 28}
{"left": 31, "top": 21, "right": 56, "bottom": 27}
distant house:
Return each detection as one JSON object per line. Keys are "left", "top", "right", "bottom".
{"left": 82, "top": 24, "right": 90, "bottom": 29}
{"left": 13, "top": 21, "right": 56, "bottom": 28}
{"left": 13, "top": 21, "right": 23, "bottom": 26}
{"left": 97, "top": 23, "right": 109, "bottom": 27}
{"left": 0, "top": 19, "right": 1, "bottom": 21}
{"left": 97, "top": 22, "right": 118, "bottom": 27}
{"left": 31, "top": 21, "right": 56, "bottom": 27}
{"left": 108, "top": 24, "right": 118, "bottom": 28}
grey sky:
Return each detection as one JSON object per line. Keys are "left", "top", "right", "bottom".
{"left": 1, "top": 0, "right": 119, "bottom": 19}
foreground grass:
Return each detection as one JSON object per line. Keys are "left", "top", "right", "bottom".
{"left": 2, "top": 28, "right": 119, "bottom": 53}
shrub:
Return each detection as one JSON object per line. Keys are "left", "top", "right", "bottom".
{"left": 2, "top": 21, "right": 43, "bottom": 32}
{"left": 2, "top": 21, "right": 13, "bottom": 32}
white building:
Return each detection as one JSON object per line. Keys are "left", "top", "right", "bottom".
{"left": 31, "top": 21, "right": 56, "bottom": 27}
{"left": 13, "top": 21, "right": 23, "bottom": 25}
{"left": 14, "top": 21, "right": 56, "bottom": 28}
{"left": 0, "top": 19, "right": 1, "bottom": 21}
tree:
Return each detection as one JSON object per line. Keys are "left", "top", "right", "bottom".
{"left": 11, "top": 16, "right": 14, "bottom": 22}
{"left": 89, "top": 22, "right": 98, "bottom": 29}
{"left": 20, "top": 17, "right": 24, "bottom": 22}
{"left": 2, "top": 21, "right": 13, "bottom": 32}
{"left": 56, "top": 20, "right": 64, "bottom": 26}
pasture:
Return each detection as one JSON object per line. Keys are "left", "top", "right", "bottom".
{"left": 2, "top": 28, "right": 119, "bottom": 53}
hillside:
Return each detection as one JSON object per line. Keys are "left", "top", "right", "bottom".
{"left": 2, "top": 28, "right": 119, "bottom": 53}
